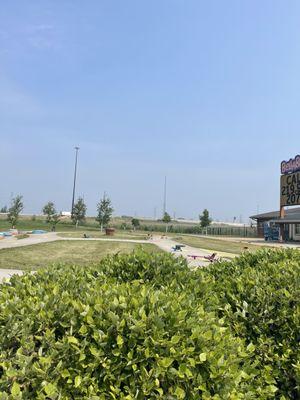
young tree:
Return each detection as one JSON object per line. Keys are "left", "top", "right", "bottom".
{"left": 43, "top": 201, "right": 56, "bottom": 223}
{"left": 51, "top": 214, "right": 60, "bottom": 231}
{"left": 72, "top": 197, "right": 87, "bottom": 227}
{"left": 42, "top": 201, "right": 60, "bottom": 231}
{"left": 131, "top": 218, "right": 140, "bottom": 230}
{"left": 0, "top": 205, "right": 7, "bottom": 213}
{"left": 120, "top": 222, "right": 128, "bottom": 231}
{"left": 96, "top": 195, "right": 114, "bottom": 232}
{"left": 7, "top": 195, "right": 23, "bottom": 228}
{"left": 162, "top": 212, "right": 171, "bottom": 232}
{"left": 199, "top": 209, "right": 212, "bottom": 228}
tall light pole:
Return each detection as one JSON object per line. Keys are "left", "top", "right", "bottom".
{"left": 71, "top": 146, "right": 79, "bottom": 217}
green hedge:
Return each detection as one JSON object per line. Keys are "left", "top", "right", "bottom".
{"left": 0, "top": 250, "right": 299, "bottom": 398}
{"left": 203, "top": 249, "right": 300, "bottom": 399}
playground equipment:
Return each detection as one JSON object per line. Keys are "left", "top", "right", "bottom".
{"left": 172, "top": 244, "right": 185, "bottom": 252}
{"left": 188, "top": 253, "right": 218, "bottom": 263}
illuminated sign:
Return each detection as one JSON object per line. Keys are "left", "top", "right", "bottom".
{"left": 281, "top": 155, "right": 300, "bottom": 175}
{"left": 280, "top": 171, "right": 300, "bottom": 206}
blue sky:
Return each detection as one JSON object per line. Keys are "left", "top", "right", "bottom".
{"left": 1, "top": 1, "right": 300, "bottom": 221}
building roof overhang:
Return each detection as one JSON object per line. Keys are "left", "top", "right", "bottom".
{"left": 250, "top": 207, "right": 300, "bottom": 220}
{"left": 269, "top": 219, "right": 300, "bottom": 224}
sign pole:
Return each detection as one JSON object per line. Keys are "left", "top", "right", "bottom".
{"left": 279, "top": 173, "right": 285, "bottom": 242}
{"left": 279, "top": 205, "right": 285, "bottom": 242}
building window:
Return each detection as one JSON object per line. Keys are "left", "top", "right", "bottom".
{"left": 295, "top": 224, "right": 300, "bottom": 235}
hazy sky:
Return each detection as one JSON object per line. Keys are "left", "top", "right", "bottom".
{"left": 1, "top": 1, "right": 300, "bottom": 221}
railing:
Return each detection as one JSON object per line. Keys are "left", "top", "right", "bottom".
{"left": 114, "top": 222, "right": 257, "bottom": 237}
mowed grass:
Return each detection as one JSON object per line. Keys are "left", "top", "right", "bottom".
{"left": 172, "top": 235, "right": 270, "bottom": 255}
{"left": 0, "top": 215, "right": 108, "bottom": 232}
{"left": 0, "top": 240, "right": 161, "bottom": 271}
{"left": 58, "top": 231, "right": 148, "bottom": 240}
{"left": 0, "top": 215, "right": 150, "bottom": 239}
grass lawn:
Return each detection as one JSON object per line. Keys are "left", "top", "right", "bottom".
{"left": 0, "top": 240, "right": 161, "bottom": 271}
{"left": 0, "top": 215, "right": 101, "bottom": 232}
{"left": 0, "top": 219, "right": 86, "bottom": 232}
{"left": 0, "top": 216, "right": 150, "bottom": 239}
{"left": 172, "top": 235, "right": 270, "bottom": 255}
{"left": 57, "top": 231, "right": 148, "bottom": 240}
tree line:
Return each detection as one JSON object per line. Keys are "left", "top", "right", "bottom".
{"left": 1, "top": 194, "right": 114, "bottom": 231}
{"left": 1, "top": 195, "right": 212, "bottom": 231}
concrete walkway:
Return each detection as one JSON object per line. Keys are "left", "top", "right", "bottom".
{"left": 0, "top": 232, "right": 59, "bottom": 250}
{"left": 0, "top": 233, "right": 59, "bottom": 281}
{"left": 0, "top": 269, "right": 24, "bottom": 281}
{"left": 151, "top": 236, "right": 213, "bottom": 267}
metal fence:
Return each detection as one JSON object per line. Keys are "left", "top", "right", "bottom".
{"left": 115, "top": 223, "right": 258, "bottom": 238}
{"left": 202, "top": 226, "right": 257, "bottom": 237}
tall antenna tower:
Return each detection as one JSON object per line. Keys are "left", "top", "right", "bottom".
{"left": 163, "top": 176, "right": 167, "bottom": 216}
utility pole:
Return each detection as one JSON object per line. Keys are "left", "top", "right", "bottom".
{"left": 163, "top": 176, "right": 167, "bottom": 216}
{"left": 71, "top": 146, "right": 79, "bottom": 217}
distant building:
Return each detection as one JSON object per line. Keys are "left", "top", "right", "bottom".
{"left": 61, "top": 211, "right": 72, "bottom": 217}
{"left": 250, "top": 207, "right": 300, "bottom": 241}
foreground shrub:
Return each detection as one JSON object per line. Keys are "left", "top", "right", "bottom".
{"left": 98, "top": 250, "right": 189, "bottom": 286}
{"left": 0, "top": 252, "right": 275, "bottom": 399}
{"left": 204, "top": 249, "right": 300, "bottom": 398}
